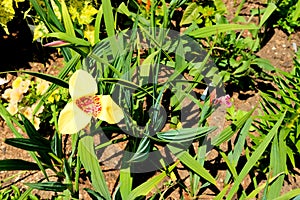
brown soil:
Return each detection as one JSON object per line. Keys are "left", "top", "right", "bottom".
{"left": 1, "top": 1, "right": 300, "bottom": 199}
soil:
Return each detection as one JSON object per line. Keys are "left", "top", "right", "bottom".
{"left": 0, "top": 1, "right": 300, "bottom": 199}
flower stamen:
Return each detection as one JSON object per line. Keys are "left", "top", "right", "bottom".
{"left": 75, "top": 95, "right": 102, "bottom": 118}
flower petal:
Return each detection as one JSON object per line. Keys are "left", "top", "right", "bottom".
{"left": 69, "top": 70, "right": 97, "bottom": 99}
{"left": 58, "top": 102, "right": 92, "bottom": 134}
{"left": 98, "top": 95, "right": 124, "bottom": 124}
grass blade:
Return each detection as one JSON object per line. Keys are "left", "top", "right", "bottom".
{"left": 127, "top": 162, "right": 178, "bottom": 200}
{"left": 187, "top": 24, "right": 258, "bottom": 38}
{"left": 226, "top": 111, "right": 286, "bottom": 199}
{"left": 168, "top": 144, "right": 217, "bottom": 185}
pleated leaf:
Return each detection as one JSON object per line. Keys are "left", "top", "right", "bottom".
{"left": 157, "top": 126, "right": 217, "bottom": 143}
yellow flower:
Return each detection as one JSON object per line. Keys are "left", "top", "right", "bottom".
{"left": 2, "top": 88, "right": 23, "bottom": 103}
{"left": 58, "top": 70, "right": 124, "bottom": 134}
{"left": 12, "top": 77, "right": 22, "bottom": 88}
{"left": 12, "top": 77, "right": 30, "bottom": 93}
{"left": 78, "top": 3, "right": 98, "bottom": 25}
{"left": 47, "top": 89, "right": 60, "bottom": 103}
{"left": 36, "top": 79, "right": 50, "bottom": 95}
{"left": 33, "top": 116, "right": 41, "bottom": 130}
{"left": 23, "top": 107, "right": 33, "bottom": 120}
{"left": 6, "top": 102, "right": 18, "bottom": 115}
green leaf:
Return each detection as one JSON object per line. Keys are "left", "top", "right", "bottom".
{"left": 128, "top": 137, "right": 151, "bottom": 163}
{"left": 25, "top": 182, "right": 69, "bottom": 192}
{"left": 94, "top": 5, "right": 103, "bottom": 45}
{"left": 78, "top": 136, "right": 111, "bottom": 200}
{"left": 212, "top": 107, "right": 255, "bottom": 146}
{"left": 186, "top": 24, "right": 258, "bottom": 38}
{"left": 46, "top": 32, "right": 90, "bottom": 47}
{"left": 168, "top": 144, "right": 217, "bottom": 185}
{"left": 259, "top": 3, "right": 277, "bottom": 27}
{"left": 119, "top": 167, "right": 132, "bottom": 200}
{"left": 180, "top": 3, "right": 200, "bottom": 26}
{"left": 20, "top": 114, "right": 50, "bottom": 145}
{"left": 225, "top": 118, "right": 252, "bottom": 183}
{"left": 60, "top": 0, "right": 76, "bottom": 37}
{"left": 273, "top": 189, "right": 300, "bottom": 200}
{"left": 252, "top": 58, "right": 275, "bottom": 72}
{"left": 268, "top": 128, "right": 287, "bottom": 199}
{"left": 127, "top": 162, "right": 177, "bottom": 200}
{"left": 19, "top": 71, "right": 68, "bottom": 88}
{"left": 102, "top": 0, "right": 118, "bottom": 56}
{"left": 226, "top": 111, "right": 286, "bottom": 199}
{"left": 84, "top": 188, "right": 105, "bottom": 200}
{"left": 157, "top": 126, "right": 217, "bottom": 143}
{"left": 4, "top": 138, "right": 51, "bottom": 152}
{"left": 0, "top": 159, "right": 41, "bottom": 171}
{"left": 0, "top": 105, "right": 49, "bottom": 180}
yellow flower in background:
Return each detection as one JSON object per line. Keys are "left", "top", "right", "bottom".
{"left": 6, "top": 102, "right": 18, "bottom": 115}
{"left": 2, "top": 88, "right": 23, "bottom": 103}
{"left": 36, "top": 79, "right": 50, "bottom": 95}
{"left": 2, "top": 77, "right": 31, "bottom": 103}
{"left": 58, "top": 70, "right": 124, "bottom": 134}
{"left": 12, "top": 77, "right": 22, "bottom": 88}
{"left": 12, "top": 77, "right": 30, "bottom": 93}
{"left": 21, "top": 106, "right": 42, "bottom": 130}
{"left": 22, "top": 107, "right": 33, "bottom": 120}
{"left": 84, "top": 25, "right": 95, "bottom": 45}
{"left": 78, "top": 3, "right": 98, "bottom": 25}
{"left": 48, "top": 89, "right": 60, "bottom": 103}
{"left": 33, "top": 116, "right": 41, "bottom": 130}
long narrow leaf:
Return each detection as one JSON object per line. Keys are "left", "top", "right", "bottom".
{"left": 187, "top": 24, "right": 258, "bottom": 38}
{"left": 78, "top": 136, "right": 111, "bottom": 200}
{"left": 17, "top": 71, "right": 68, "bottom": 88}
{"left": 5, "top": 138, "right": 51, "bottom": 152}
{"left": 168, "top": 144, "right": 217, "bottom": 185}
{"left": 212, "top": 108, "right": 255, "bottom": 146}
{"left": 0, "top": 159, "right": 41, "bottom": 171}
{"left": 25, "top": 182, "right": 69, "bottom": 192}
{"left": 102, "top": 0, "right": 118, "bottom": 55}
{"left": 226, "top": 112, "right": 286, "bottom": 199}
{"left": 127, "top": 162, "right": 178, "bottom": 200}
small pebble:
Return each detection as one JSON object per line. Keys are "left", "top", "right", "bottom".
{"left": 272, "top": 46, "right": 276, "bottom": 50}
{"left": 282, "top": 44, "right": 286, "bottom": 48}
{"left": 293, "top": 42, "right": 298, "bottom": 53}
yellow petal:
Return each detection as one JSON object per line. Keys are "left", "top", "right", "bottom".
{"left": 58, "top": 102, "right": 91, "bottom": 134}
{"left": 98, "top": 95, "right": 124, "bottom": 124}
{"left": 69, "top": 70, "right": 97, "bottom": 99}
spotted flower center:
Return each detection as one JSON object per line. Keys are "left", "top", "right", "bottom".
{"left": 75, "top": 95, "right": 102, "bottom": 118}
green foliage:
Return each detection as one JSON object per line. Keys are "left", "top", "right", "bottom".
{"left": 1, "top": 0, "right": 300, "bottom": 199}
{"left": 273, "top": 0, "right": 300, "bottom": 34}
{"left": 189, "top": 2, "right": 276, "bottom": 89}
{"left": 0, "top": 185, "right": 38, "bottom": 200}
{"left": 256, "top": 54, "right": 300, "bottom": 169}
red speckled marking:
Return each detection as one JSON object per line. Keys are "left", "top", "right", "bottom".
{"left": 75, "top": 95, "right": 102, "bottom": 118}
